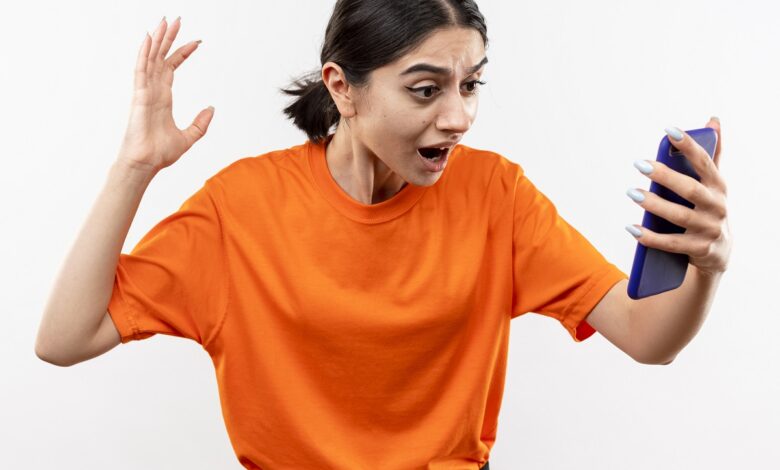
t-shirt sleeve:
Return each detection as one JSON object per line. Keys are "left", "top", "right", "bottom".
{"left": 510, "top": 167, "right": 628, "bottom": 342}
{"left": 107, "top": 180, "right": 229, "bottom": 346}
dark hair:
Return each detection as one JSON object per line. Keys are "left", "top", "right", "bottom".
{"left": 280, "top": 0, "right": 489, "bottom": 144}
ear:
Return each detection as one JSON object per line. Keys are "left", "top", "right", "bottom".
{"left": 322, "top": 61, "right": 358, "bottom": 118}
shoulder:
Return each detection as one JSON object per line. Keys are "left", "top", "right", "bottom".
{"left": 210, "top": 144, "right": 305, "bottom": 182}
{"left": 203, "top": 142, "right": 310, "bottom": 200}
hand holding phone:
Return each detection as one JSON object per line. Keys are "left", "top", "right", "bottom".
{"left": 627, "top": 127, "right": 718, "bottom": 299}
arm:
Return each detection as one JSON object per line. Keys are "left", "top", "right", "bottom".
{"left": 628, "top": 264, "right": 722, "bottom": 364}
{"left": 586, "top": 265, "right": 722, "bottom": 365}
{"left": 36, "top": 17, "right": 214, "bottom": 366}
{"left": 35, "top": 160, "right": 156, "bottom": 366}
{"left": 588, "top": 118, "right": 731, "bottom": 365}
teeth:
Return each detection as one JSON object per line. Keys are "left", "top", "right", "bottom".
{"left": 419, "top": 146, "right": 449, "bottom": 162}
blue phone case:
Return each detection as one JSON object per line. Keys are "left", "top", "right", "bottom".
{"left": 627, "top": 127, "right": 717, "bottom": 299}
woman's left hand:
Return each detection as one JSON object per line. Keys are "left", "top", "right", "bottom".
{"left": 625, "top": 117, "right": 732, "bottom": 277}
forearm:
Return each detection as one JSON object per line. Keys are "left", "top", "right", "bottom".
{"left": 629, "top": 264, "right": 723, "bottom": 364}
{"left": 36, "top": 159, "right": 156, "bottom": 359}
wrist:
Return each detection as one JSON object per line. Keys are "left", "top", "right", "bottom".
{"left": 111, "top": 157, "right": 158, "bottom": 187}
{"left": 692, "top": 264, "right": 726, "bottom": 281}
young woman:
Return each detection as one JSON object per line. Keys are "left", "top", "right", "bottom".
{"left": 35, "top": 1, "right": 731, "bottom": 468}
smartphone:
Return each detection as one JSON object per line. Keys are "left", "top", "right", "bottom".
{"left": 627, "top": 127, "right": 718, "bottom": 299}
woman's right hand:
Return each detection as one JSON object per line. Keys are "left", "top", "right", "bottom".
{"left": 117, "top": 16, "right": 215, "bottom": 174}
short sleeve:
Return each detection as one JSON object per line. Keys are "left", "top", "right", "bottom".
{"left": 510, "top": 168, "right": 628, "bottom": 342}
{"left": 107, "top": 180, "right": 229, "bottom": 346}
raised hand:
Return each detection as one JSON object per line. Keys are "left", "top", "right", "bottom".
{"left": 117, "top": 16, "right": 214, "bottom": 174}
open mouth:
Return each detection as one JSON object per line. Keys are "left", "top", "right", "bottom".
{"left": 417, "top": 147, "right": 449, "bottom": 162}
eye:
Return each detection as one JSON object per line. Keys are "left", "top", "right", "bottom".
{"left": 406, "top": 85, "right": 440, "bottom": 99}
{"left": 406, "top": 80, "right": 487, "bottom": 100}
{"left": 463, "top": 79, "right": 487, "bottom": 94}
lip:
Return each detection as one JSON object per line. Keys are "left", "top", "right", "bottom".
{"left": 419, "top": 141, "right": 458, "bottom": 150}
{"left": 417, "top": 147, "right": 450, "bottom": 172}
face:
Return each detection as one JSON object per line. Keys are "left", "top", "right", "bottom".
{"left": 325, "top": 27, "right": 487, "bottom": 187}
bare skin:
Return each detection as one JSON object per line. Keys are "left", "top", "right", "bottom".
{"left": 35, "top": 16, "right": 213, "bottom": 366}
{"left": 322, "top": 27, "right": 487, "bottom": 204}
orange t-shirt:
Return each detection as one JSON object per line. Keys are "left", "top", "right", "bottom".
{"left": 108, "top": 135, "right": 628, "bottom": 469}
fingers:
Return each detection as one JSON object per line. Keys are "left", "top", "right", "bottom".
{"left": 631, "top": 159, "right": 720, "bottom": 210}
{"left": 182, "top": 106, "right": 216, "bottom": 149}
{"left": 663, "top": 126, "right": 726, "bottom": 192}
{"left": 166, "top": 40, "right": 202, "bottom": 71}
{"left": 135, "top": 16, "right": 196, "bottom": 90}
{"left": 147, "top": 17, "right": 168, "bottom": 74}
{"left": 626, "top": 187, "right": 721, "bottom": 236}
{"left": 157, "top": 16, "right": 182, "bottom": 63}
{"left": 705, "top": 116, "right": 722, "bottom": 168}
{"left": 134, "top": 33, "right": 152, "bottom": 90}
{"left": 147, "top": 16, "right": 184, "bottom": 76}
{"left": 626, "top": 120, "right": 730, "bottom": 272}
{"left": 626, "top": 224, "right": 708, "bottom": 257}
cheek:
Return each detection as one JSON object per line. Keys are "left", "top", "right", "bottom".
{"left": 379, "top": 107, "right": 426, "bottom": 135}
{"left": 467, "top": 99, "right": 479, "bottom": 120}
{"left": 366, "top": 96, "right": 433, "bottom": 143}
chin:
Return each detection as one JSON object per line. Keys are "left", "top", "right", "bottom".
{"left": 409, "top": 170, "right": 444, "bottom": 187}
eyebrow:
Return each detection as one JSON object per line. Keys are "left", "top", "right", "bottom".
{"left": 400, "top": 56, "right": 489, "bottom": 77}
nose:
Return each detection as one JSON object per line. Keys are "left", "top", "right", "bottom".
{"left": 435, "top": 88, "right": 474, "bottom": 135}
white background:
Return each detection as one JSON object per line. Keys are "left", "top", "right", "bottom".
{"left": 2, "top": 0, "right": 777, "bottom": 468}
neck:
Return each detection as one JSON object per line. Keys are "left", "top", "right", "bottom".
{"left": 324, "top": 122, "right": 407, "bottom": 205}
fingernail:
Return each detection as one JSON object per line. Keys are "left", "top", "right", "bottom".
{"left": 625, "top": 225, "right": 643, "bottom": 237}
{"left": 633, "top": 159, "right": 653, "bottom": 175}
{"left": 710, "top": 116, "right": 720, "bottom": 123}
{"left": 664, "top": 127, "right": 683, "bottom": 142}
{"left": 626, "top": 188, "right": 645, "bottom": 203}
{"left": 175, "top": 16, "right": 181, "bottom": 23}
